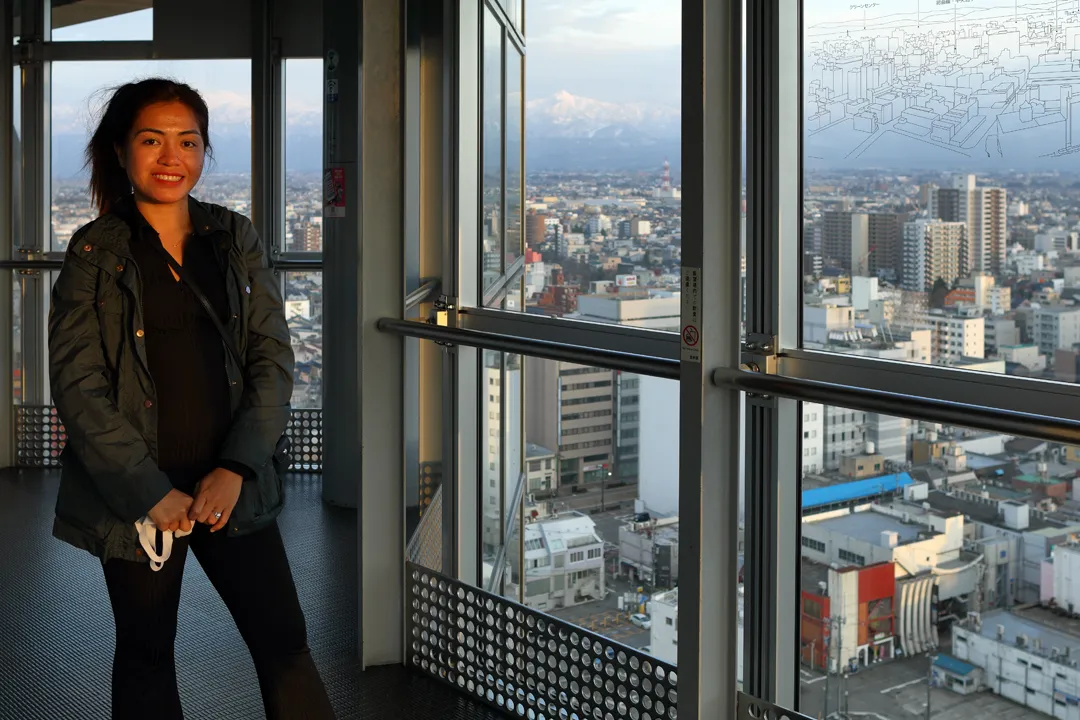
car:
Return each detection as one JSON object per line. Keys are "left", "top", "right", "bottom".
{"left": 630, "top": 613, "right": 651, "bottom": 630}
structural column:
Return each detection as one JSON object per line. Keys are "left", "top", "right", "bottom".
{"left": 678, "top": 0, "right": 742, "bottom": 717}
{"left": 359, "top": 0, "right": 405, "bottom": 665}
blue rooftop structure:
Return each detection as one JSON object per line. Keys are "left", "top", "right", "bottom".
{"left": 934, "top": 654, "right": 977, "bottom": 677}
{"left": 802, "top": 473, "right": 915, "bottom": 511}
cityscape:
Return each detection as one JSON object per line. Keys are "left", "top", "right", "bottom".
{"left": 37, "top": 156, "right": 1080, "bottom": 719}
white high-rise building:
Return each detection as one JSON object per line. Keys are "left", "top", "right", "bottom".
{"left": 802, "top": 402, "right": 824, "bottom": 476}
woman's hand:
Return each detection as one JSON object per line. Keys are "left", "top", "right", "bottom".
{"left": 188, "top": 468, "right": 244, "bottom": 532}
{"left": 148, "top": 489, "right": 195, "bottom": 533}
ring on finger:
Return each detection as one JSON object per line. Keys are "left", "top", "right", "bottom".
{"left": 213, "top": 510, "right": 223, "bottom": 520}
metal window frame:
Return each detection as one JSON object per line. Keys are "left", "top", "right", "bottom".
{"left": 0, "top": 0, "right": 13, "bottom": 468}
{"left": 743, "top": 0, "right": 801, "bottom": 707}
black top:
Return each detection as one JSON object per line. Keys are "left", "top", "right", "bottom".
{"left": 121, "top": 200, "right": 244, "bottom": 491}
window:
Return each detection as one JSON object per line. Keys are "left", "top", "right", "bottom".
{"left": 283, "top": 59, "right": 323, "bottom": 253}
{"left": 50, "top": 59, "right": 252, "bottom": 251}
{"left": 52, "top": 3, "right": 153, "bottom": 42}
{"left": 801, "top": 537, "right": 826, "bottom": 553}
{"left": 284, "top": 272, "right": 323, "bottom": 408}
{"left": 570, "top": 551, "right": 584, "bottom": 563}
{"left": 587, "top": 548, "right": 601, "bottom": 560}
{"left": 837, "top": 549, "right": 865, "bottom": 567}
{"left": 521, "top": 0, "right": 681, "bottom": 329}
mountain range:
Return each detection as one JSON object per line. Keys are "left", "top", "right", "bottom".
{"left": 49, "top": 90, "right": 682, "bottom": 179}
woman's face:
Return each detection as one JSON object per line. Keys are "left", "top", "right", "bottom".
{"left": 117, "top": 100, "right": 206, "bottom": 206}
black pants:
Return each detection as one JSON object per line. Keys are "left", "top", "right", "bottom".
{"left": 102, "top": 521, "right": 336, "bottom": 720}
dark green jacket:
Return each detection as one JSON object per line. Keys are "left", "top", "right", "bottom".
{"left": 48, "top": 196, "right": 294, "bottom": 563}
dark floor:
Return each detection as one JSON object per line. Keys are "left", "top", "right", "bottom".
{"left": 0, "top": 468, "right": 506, "bottom": 720}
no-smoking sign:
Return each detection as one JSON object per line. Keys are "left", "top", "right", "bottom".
{"left": 682, "top": 324, "right": 700, "bottom": 347}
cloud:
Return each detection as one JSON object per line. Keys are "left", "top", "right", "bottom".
{"left": 528, "top": 0, "right": 680, "bottom": 51}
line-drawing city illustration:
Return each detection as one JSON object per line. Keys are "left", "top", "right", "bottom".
{"left": 805, "top": 0, "right": 1080, "bottom": 169}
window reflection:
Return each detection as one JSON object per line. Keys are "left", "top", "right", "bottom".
{"left": 482, "top": 7, "right": 503, "bottom": 294}
{"left": 505, "top": 48, "right": 522, "bottom": 271}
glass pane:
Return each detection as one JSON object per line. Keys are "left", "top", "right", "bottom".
{"left": 801, "top": 1, "right": 1080, "bottom": 381}
{"left": 798, "top": 403, "right": 1071, "bottom": 717}
{"left": 522, "top": 0, "right": 681, "bottom": 329}
{"left": 50, "top": 60, "right": 252, "bottom": 251}
{"left": 284, "top": 272, "right": 322, "bottom": 409}
{"left": 481, "top": 349, "right": 504, "bottom": 588}
{"left": 524, "top": 356, "right": 679, "bottom": 662}
{"left": 481, "top": 8, "right": 503, "bottom": 294}
{"left": 504, "top": 48, "right": 522, "bottom": 272}
{"left": 11, "top": 272, "right": 20, "bottom": 404}
{"left": 52, "top": 3, "right": 152, "bottom": 41}
{"left": 284, "top": 59, "right": 323, "bottom": 253}
{"left": 12, "top": 65, "right": 21, "bottom": 250}
{"left": 502, "top": 0, "right": 523, "bottom": 36}
{"left": 501, "top": 353, "right": 524, "bottom": 601}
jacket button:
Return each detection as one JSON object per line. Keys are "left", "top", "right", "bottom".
{"left": 245, "top": 286, "right": 251, "bottom": 294}
{"left": 136, "top": 329, "right": 145, "bottom": 338}
{"left": 82, "top": 244, "right": 92, "bottom": 252}
{"left": 116, "top": 265, "right": 124, "bottom": 272}
{"left": 144, "top": 400, "right": 153, "bottom": 408}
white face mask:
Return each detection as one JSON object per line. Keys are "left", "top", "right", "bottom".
{"left": 134, "top": 517, "right": 193, "bottom": 571}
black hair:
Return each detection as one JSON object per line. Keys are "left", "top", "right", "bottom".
{"left": 84, "top": 77, "right": 214, "bottom": 215}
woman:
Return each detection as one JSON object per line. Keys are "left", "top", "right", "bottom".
{"left": 48, "top": 78, "right": 336, "bottom": 720}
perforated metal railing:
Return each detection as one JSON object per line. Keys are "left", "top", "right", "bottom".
{"left": 406, "top": 561, "right": 680, "bottom": 720}
{"left": 13, "top": 405, "right": 324, "bottom": 471}
{"left": 735, "top": 692, "right": 813, "bottom": 720}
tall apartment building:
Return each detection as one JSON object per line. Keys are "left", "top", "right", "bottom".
{"left": 802, "top": 402, "right": 824, "bottom": 476}
{"left": 901, "top": 219, "right": 967, "bottom": 292}
{"left": 822, "top": 211, "right": 903, "bottom": 276}
{"left": 930, "top": 174, "right": 1007, "bottom": 276}
{"left": 291, "top": 219, "right": 322, "bottom": 252}
{"left": 526, "top": 360, "right": 615, "bottom": 488}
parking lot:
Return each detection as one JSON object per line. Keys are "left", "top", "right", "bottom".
{"left": 799, "top": 655, "right": 1046, "bottom": 719}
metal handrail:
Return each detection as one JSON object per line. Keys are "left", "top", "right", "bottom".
{"left": 0, "top": 260, "right": 63, "bottom": 270}
{"left": 376, "top": 318, "right": 680, "bottom": 380}
{"left": 713, "top": 366, "right": 1080, "bottom": 445}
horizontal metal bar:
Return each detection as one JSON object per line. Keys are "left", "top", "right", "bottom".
{"left": 779, "top": 348, "right": 1080, "bottom": 427}
{"left": 713, "top": 367, "right": 1080, "bottom": 446}
{"left": 273, "top": 259, "right": 324, "bottom": 272}
{"left": 404, "top": 279, "right": 439, "bottom": 311}
{"left": 40, "top": 40, "right": 156, "bottom": 62}
{"left": 0, "top": 260, "right": 62, "bottom": 270}
{"left": 377, "top": 318, "right": 680, "bottom": 380}
{"left": 459, "top": 307, "right": 681, "bottom": 361}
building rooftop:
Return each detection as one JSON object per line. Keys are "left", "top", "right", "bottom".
{"left": 934, "top": 654, "right": 977, "bottom": 677}
{"left": 802, "top": 472, "right": 915, "bottom": 511}
{"left": 808, "top": 510, "right": 927, "bottom": 546}
{"left": 526, "top": 442, "right": 556, "bottom": 459}
{"left": 978, "top": 609, "right": 1080, "bottom": 659}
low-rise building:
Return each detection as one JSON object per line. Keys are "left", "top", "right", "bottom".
{"left": 508, "top": 512, "right": 606, "bottom": 612}
{"left": 618, "top": 516, "right": 679, "bottom": 588}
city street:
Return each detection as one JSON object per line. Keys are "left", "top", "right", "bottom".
{"left": 799, "top": 655, "right": 1043, "bottom": 720}
{"left": 550, "top": 484, "right": 640, "bottom": 515}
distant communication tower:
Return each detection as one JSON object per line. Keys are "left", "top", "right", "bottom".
{"left": 661, "top": 158, "right": 672, "bottom": 191}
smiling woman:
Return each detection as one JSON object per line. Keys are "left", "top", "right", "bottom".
{"left": 86, "top": 82, "right": 211, "bottom": 216}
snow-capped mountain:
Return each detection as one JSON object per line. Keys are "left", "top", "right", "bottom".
{"left": 525, "top": 90, "right": 680, "bottom": 140}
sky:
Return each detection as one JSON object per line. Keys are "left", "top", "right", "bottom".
{"left": 46, "top": 0, "right": 683, "bottom": 135}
